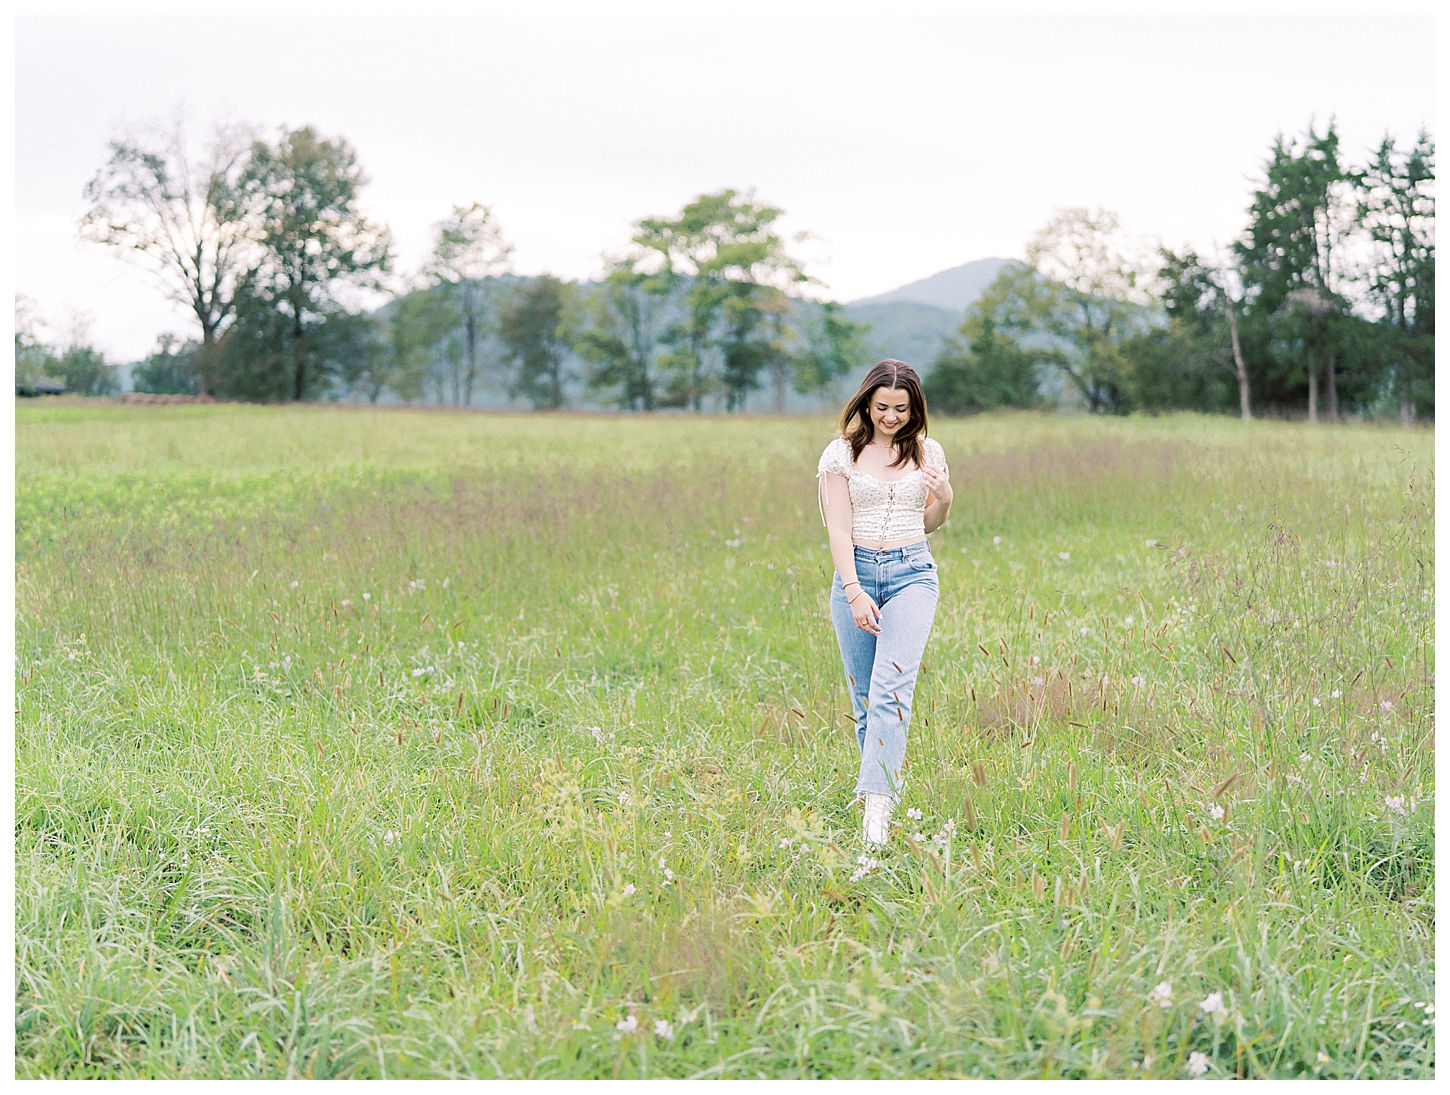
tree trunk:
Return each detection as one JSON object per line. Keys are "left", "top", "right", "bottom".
{"left": 1307, "top": 363, "right": 1318, "bottom": 424}
{"left": 1401, "top": 400, "right": 1415, "bottom": 427}
{"left": 463, "top": 306, "right": 478, "bottom": 408}
{"left": 1226, "top": 300, "right": 1250, "bottom": 421}
{"left": 1326, "top": 353, "right": 1339, "bottom": 423}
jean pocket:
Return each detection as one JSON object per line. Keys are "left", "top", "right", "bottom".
{"left": 908, "top": 554, "right": 937, "bottom": 572}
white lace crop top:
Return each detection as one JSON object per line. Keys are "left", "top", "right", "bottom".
{"left": 816, "top": 436, "right": 948, "bottom": 543}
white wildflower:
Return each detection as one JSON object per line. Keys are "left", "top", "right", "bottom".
{"left": 412, "top": 667, "right": 428, "bottom": 678}
{"left": 1209, "top": 804, "right": 1224, "bottom": 821}
{"left": 342, "top": 599, "right": 352, "bottom": 607}
{"left": 1316, "top": 1051, "right": 1329, "bottom": 1063}
{"left": 1081, "top": 626, "right": 1090, "bottom": 635}
{"left": 906, "top": 807, "right": 923, "bottom": 821}
{"left": 1199, "top": 991, "right": 1227, "bottom": 1019}
{"left": 622, "top": 882, "right": 636, "bottom": 897}
{"left": 281, "top": 655, "right": 292, "bottom": 671}
{"left": 1312, "top": 696, "right": 1321, "bottom": 707}
{"left": 1380, "top": 700, "right": 1394, "bottom": 713}
{"left": 618, "top": 790, "right": 630, "bottom": 805}
{"left": 1031, "top": 676, "right": 1045, "bottom": 686}
{"left": 362, "top": 593, "right": 371, "bottom": 601}
{"left": 913, "top": 832, "right": 927, "bottom": 843}
{"left": 779, "top": 837, "right": 792, "bottom": 849}
{"left": 1131, "top": 675, "right": 1145, "bottom": 687}
{"left": 290, "top": 581, "right": 299, "bottom": 589}
{"left": 1385, "top": 795, "right": 1408, "bottom": 816}
{"left": 993, "top": 536, "right": 1002, "bottom": 544}
{"left": 654, "top": 1019, "right": 674, "bottom": 1041}
{"left": 383, "top": 830, "right": 398, "bottom": 846}
{"left": 1058, "top": 552, "right": 1070, "bottom": 561}
{"left": 1331, "top": 689, "right": 1341, "bottom": 698}
{"left": 850, "top": 855, "right": 880, "bottom": 882}
{"left": 1148, "top": 981, "right": 1172, "bottom": 1008}
{"left": 1188, "top": 1051, "right": 1209, "bottom": 1076}
{"left": 1124, "top": 616, "right": 1134, "bottom": 627}
{"left": 1145, "top": 539, "right": 1158, "bottom": 547}
{"left": 616, "top": 1014, "right": 638, "bottom": 1034}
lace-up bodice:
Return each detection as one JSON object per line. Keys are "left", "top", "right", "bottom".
{"left": 817, "top": 437, "right": 948, "bottom": 543}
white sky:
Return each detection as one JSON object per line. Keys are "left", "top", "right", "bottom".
{"left": 14, "top": 2, "right": 1436, "bottom": 361}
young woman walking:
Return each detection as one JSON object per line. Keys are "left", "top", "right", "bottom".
{"left": 817, "top": 360, "right": 952, "bottom": 846}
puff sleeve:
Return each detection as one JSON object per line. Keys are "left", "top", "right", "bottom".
{"left": 816, "top": 438, "right": 851, "bottom": 524}
{"left": 923, "top": 437, "right": 949, "bottom": 475}
{"left": 816, "top": 437, "right": 851, "bottom": 479}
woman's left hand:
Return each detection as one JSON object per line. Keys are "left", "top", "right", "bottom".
{"left": 921, "top": 464, "right": 953, "bottom": 506}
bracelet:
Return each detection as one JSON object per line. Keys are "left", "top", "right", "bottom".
{"left": 842, "top": 579, "right": 861, "bottom": 591}
{"left": 846, "top": 590, "right": 866, "bottom": 605}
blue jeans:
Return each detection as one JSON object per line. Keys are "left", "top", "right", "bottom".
{"left": 829, "top": 541, "right": 940, "bottom": 799}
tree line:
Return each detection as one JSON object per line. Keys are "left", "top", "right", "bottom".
{"left": 926, "top": 120, "right": 1434, "bottom": 423}
{"left": 23, "top": 115, "right": 1432, "bottom": 421}
{"left": 30, "top": 118, "right": 871, "bottom": 410}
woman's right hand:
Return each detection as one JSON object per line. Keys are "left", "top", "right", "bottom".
{"left": 849, "top": 589, "right": 882, "bottom": 634}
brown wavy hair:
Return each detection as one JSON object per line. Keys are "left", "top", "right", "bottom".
{"left": 838, "top": 359, "right": 929, "bottom": 469}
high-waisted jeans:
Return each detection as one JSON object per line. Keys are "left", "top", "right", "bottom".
{"left": 829, "top": 540, "right": 940, "bottom": 799}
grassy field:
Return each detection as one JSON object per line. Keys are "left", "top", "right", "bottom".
{"left": 14, "top": 404, "right": 1435, "bottom": 1078}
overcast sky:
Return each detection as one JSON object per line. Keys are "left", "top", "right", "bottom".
{"left": 15, "top": 3, "right": 1436, "bottom": 361}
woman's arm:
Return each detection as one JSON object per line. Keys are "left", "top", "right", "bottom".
{"left": 823, "top": 472, "right": 881, "bottom": 633}
{"left": 823, "top": 473, "right": 858, "bottom": 585}
{"left": 921, "top": 464, "right": 954, "bottom": 534}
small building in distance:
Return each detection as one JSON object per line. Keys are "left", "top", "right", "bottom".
{"left": 16, "top": 375, "right": 66, "bottom": 397}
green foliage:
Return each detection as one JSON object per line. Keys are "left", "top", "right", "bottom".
{"left": 382, "top": 288, "right": 459, "bottom": 405}
{"left": 14, "top": 406, "right": 1434, "bottom": 1078}
{"left": 1355, "top": 131, "right": 1435, "bottom": 419}
{"left": 791, "top": 302, "right": 873, "bottom": 402}
{"left": 633, "top": 190, "right": 809, "bottom": 411}
{"left": 925, "top": 305, "right": 1043, "bottom": 415}
{"left": 221, "top": 126, "right": 392, "bottom": 401}
{"left": 500, "top": 276, "right": 580, "bottom": 409}
{"left": 578, "top": 268, "right": 675, "bottom": 410}
{"left": 425, "top": 203, "right": 513, "bottom": 406}
{"left": 132, "top": 335, "right": 202, "bottom": 395}
{"left": 53, "top": 346, "right": 118, "bottom": 397}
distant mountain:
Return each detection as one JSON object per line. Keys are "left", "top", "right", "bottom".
{"left": 838, "top": 258, "right": 1018, "bottom": 370}
{"left": 850, "top": 257, "right": 1015, "bottom": 311}
{"left": 840, "top": 300, "right": 960, "bottom": 371}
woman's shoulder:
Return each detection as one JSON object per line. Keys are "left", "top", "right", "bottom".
{"left": 922, "top": 436, "right": 947, "bottom": 465}
{"left": 818, "top": 436, "right": 852, "bottom": 473}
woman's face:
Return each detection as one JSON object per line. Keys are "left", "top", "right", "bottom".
{"left": 868, "top": 387, "right": 911, "bottom": 440}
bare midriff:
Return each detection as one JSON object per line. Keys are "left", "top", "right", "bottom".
{"left": 853, "top": 535, "right": 928, "bottom": 550}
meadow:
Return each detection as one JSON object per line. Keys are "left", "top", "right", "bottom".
{"left": 14, "top": 403, "right": 1434, "bottom": 1078}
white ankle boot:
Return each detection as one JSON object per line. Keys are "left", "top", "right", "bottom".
{"left": 863, "top": 793, "right": 893, "bottom": 845}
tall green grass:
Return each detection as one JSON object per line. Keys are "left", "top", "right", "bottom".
{"left": 15, "top": 405, "right": 1434, "bottom": 1078}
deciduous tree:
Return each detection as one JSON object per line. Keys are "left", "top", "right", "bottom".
{"left": 1356, "top": 131, "right": 1435, "bottom": 424}
{"left": 425, "top": 203, "right": 512, "bottom": 406}
{"left": 80, "top": 114, "right": 255, "bottom": 394}
{"left": 1024, "top": 208, "right": 1153, "bottom": 412}
{"left": 500, "top": 276, "right": 579, "bottom": 410}
{"left": 232, "top": 126, "right": 392, "bottom": 401}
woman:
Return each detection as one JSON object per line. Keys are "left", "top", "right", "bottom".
{"left": 817, "top": 360, "right": 952, "bottom": 846}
